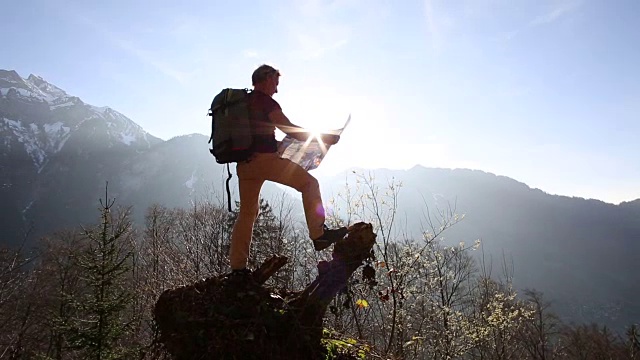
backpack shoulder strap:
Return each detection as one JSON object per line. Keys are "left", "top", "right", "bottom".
{"left": 225, "top": 163, "right": 233, "bottom": 212}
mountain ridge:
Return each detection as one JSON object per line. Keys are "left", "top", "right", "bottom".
{"left": 331, "top": 164, "right": 637, "bottom": 206}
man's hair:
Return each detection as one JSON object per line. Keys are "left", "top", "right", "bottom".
{"left": 252, "top": 64, "right": 279, "bottom": 85}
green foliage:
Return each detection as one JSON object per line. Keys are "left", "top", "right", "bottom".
{"left": 322, "top": 329, "right": 370, "bottom": 360}
{"left": 60, "top": 186, "right": 137, "bottom": 359}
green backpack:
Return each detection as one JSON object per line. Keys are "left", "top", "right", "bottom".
{"left": 207, "top": 88, "right": 254, "bottom": 211}
{"left": 207, "top": 88, "right": 253, "bottom": 164}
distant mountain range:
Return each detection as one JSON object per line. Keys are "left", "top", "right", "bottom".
{"left": 0, "top": 69, "right": 254, "bottom": 244}
{"left": 1, "top": 69, "right": 638, "bottom": 332}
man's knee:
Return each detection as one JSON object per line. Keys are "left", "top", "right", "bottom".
{"left": 298, "top": 174, "right": 319, "bottom": 193}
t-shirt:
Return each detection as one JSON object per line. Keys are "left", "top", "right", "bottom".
{"left": 248, "top": 90, "right": 281, "bottom": 153}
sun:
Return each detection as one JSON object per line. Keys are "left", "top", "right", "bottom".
{"left": 308, "top": 127, "right": 323, "bottom": 142}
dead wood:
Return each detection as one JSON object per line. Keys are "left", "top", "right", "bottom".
{"left": 153, "top": 221, "right": 376, "bottom": 360}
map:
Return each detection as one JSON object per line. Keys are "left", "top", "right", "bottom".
{"left": 277, "top": 115, "right": 351, "bottom": 171}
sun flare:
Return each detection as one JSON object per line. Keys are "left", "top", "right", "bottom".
{"left": 309, "top": 129, "right": 323, "bottom": 142}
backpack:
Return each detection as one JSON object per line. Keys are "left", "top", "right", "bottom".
{"left": 207, "top": 88, "right": 254, "bottom": 211}
{"left": 207, "top": 88, "right": 254, "bottom": 164}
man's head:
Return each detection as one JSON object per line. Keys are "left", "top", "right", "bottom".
{"left": 252, "top": 64, "right": 280, "bottom": 96}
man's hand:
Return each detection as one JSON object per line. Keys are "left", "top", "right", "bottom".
{"left": 269, "top": 110, "right": 342, "bottom": 144}
{"left": 320, "top": 134, "right": 340, "bottom": 145}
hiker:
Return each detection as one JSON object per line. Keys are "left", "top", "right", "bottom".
{"left": 229, "top": 64, "right": 348, "bottom": 276}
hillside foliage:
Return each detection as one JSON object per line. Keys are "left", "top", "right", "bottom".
{"left": 0, "top": 174, "right": 638, "bottom": 359}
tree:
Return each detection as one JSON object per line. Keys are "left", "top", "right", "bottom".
{"left": 559, "top": 323, "right": 628, "bottom": 359}
{"left": 518, "top": 289, "right": 562, "bottom": 360}
{"left": 323, "top": 170, "right": 539, "bottom": 360}
{"left": 325, "top": 171, "right": 483, "bottom": 359}
{"left": 0, "top": 238, "right": 37, "bottom": 358}
{"left": 628, "top": 324, "right": 640, "bottom": 359}
{"left": 62, "top": 185, "right": 138, "bottom": 359}
{"left": 37, "top": 230, "right": 85, "bottom": 359}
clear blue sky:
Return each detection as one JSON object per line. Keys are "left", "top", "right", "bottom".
{"left": 3, "top": 0, "right": 639, "bottom": 204}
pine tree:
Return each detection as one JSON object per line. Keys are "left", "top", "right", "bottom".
{"left": 64, "top": 184, "right": 137, "bottom": 360}
{"left": 629, "top": 324, "right": 640, "bottom": 359}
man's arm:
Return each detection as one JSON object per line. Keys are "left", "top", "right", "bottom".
{"left": 269, "top": 109, "right": 311, "bottom": 141}
{"left": 269, "top": 109, "right": 340, "bottom": 144}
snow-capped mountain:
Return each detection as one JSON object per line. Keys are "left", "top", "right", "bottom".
{"left": 0, "top": 69, "right": 284, "bottom": 246}
{"left": 0, "top": 70, "right": 158, "bottom": 173}
{"left": 0, "top": 70, "right": 196, "bottom": 245}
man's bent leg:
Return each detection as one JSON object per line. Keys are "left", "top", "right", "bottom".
{"left": 249, "top": 153, "right": 325, "bottom": 240}
{"left": 229, "top": 173, "right": 264, "bottom": 270}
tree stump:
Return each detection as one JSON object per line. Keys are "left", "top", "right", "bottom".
{"left": 289, "top": 222, "right": 377, "bottom": 334}
{"left": 153, "top": 221, "right": 376, "bottom": 360}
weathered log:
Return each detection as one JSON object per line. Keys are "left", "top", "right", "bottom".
{"left": 152, "top": 222, "right": 376, "bottom": 360}
{"left": 290, "top": 222, "right": 377, "bottom": 331}
{"left": 154, "top": 267, "right": 292, "bottom": 360}
{"left": 253, "top": 255, "right": 288, "bottom": 285}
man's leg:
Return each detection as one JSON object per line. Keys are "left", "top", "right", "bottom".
{"left": 229, "top": 170, "right": 264, "bottom": 270}
{"left": 246, "top": 153, "right": 325, "bottom": 240}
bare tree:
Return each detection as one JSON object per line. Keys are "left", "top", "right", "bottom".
{"left": 37, "top": 230, "right": 86, "bottom": 359}
{"left": 517, "top": 289, "right": 562, "bottom": 360}
{"left": 558, "top": 323, "right": 629, "bottom": 359}
{"left": 0, "top": 235, "right": 38, "bottom": 359}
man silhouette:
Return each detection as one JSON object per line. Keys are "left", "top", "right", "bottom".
{"left": 229, "top": 64, "right": 348, "bottom": 277}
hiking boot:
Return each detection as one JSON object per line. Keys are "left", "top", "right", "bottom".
{"left": 313, "top": 225, "right": 348, "bottom": 251}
